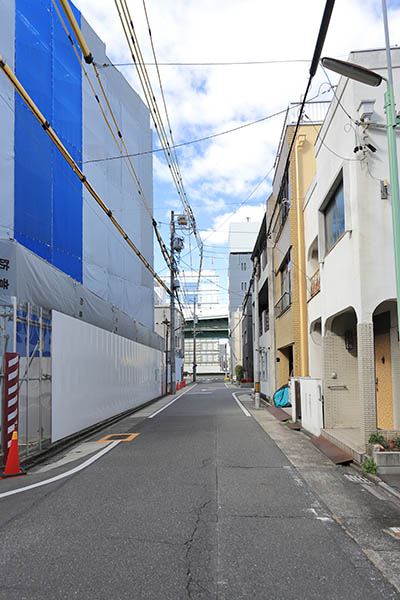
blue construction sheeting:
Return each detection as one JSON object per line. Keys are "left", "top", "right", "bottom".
{"left": 14, "top": 0, "right": 83, "bottom": 281}
{"left": 16, "top": 309, "right": 51, "bottom": 358}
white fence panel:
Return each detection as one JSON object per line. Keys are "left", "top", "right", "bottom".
{"left": 301, "top": 378, "right": 323, "bottom": 437}
{"left": 52, "top": 311, "right": 162, "bottom": 442}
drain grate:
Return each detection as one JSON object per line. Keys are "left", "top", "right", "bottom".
{"left": 343, "top": 473, "right": 370, "bottom": 484}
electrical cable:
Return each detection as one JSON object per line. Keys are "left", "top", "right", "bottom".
{"left": 321, "top": 64, "right": 357, "bottom": 124}
{"left": 100, "top": 59, "right": 311, "bottom": 68}
{"left": 52, "top": 0, "right": 172, "bottom": 271}
{"left": 266, "top": 0, "right": 336, "bottom": 241}
{"left": 83, "top": 105, "right": 302, "bottom": 164}
{"left": 303, "top": 113, "right": 361, "bottom": 162}
{"left": 142, "top": 0, "right": 203, "bottom": 290}
{"left": 115, "top": 0, "right": 203, "bottom": 288}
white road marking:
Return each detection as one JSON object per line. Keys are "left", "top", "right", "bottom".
{"left": 0, "top": 441, "right": 120, "bottom": 499}
{"left": 361, "top": 484, "right": 391, "bottom": 501}
{"left": 33, "top": 441, "right": 110, "bottom": 474}
{"left": 232, "top": 392, "right": 251, "bottom": 417}
{"left": 344, "top": 473, "right": 370, "bottom": 484}
{"left": 147, "top": 384, "right": 196, "bottom": 418}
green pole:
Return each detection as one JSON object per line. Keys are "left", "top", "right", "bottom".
{"left": 383, "top": 79, "right": 400, "bottom": 325}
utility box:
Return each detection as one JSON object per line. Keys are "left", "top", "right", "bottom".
{"left": 290, "top": 377, "right": 323, "bottom": 437}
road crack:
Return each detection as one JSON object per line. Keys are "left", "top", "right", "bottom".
{"left": 184, "top": 499, "right": 211, "bottom": 598}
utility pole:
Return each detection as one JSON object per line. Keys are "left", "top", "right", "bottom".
{"left": 253, "top": 257, "right": 261, "bottom": 408}
{"left": 193, "top": 295, "right": 197, "bottom": 382}
{"left": 382, "top": 0, "right": 400, "bottom": 325}
{"left": 170, "top": 211, "right": 176, "bottom": 395}
{"left": 163, "top": 318, "right": 169, "bottom": 396}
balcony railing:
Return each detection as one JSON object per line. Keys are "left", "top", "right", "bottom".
{"left": 310, "top": 268, "right": 320, "bottom": 299}
{"left": 273, "top": 199, "right": 290, "bottom": 241}
{"left": 274, "top": 291, "right": 291, "bottom": 317}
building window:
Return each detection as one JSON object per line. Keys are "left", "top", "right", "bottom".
{"left": 275, "top": 169, "right": 290, "bottom": 240}
{"left": 241, "top": 262, "right": 247, "bottom": 271}
{"left": 241, "top": 281, "right": 247, "bottom": 291}
{"left": 275, "top": 250, "right": 292, "bottom": 316}
{"left": 325, "top": 179, "right": 345, "bottom": 252}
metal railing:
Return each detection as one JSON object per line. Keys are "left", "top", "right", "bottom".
{"left": 1, "top": 300, "right": 52, "bottom": 462}
{"left": 310, "top": 268, "right": 320, "bottom": 298}
{"left": 273, "top": 199, "right": 290, "bottom": 241}
{"left": 274, "top": 291, "right": 291, "bottom": 317}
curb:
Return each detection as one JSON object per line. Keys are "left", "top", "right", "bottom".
{"left": 255, "top": 401, "right": 400, "bottom": 505}
{"left": 349, "top": 461, "right": 400, "bottom": 503}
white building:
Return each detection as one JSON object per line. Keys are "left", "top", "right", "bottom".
{"left": 176, "top": 270, "right": 227, "bottom": 319}
{"left": 228, "top": 220, "right": 261, "bottom": 375}
{"left": 304, "top": 48, "right": 400, "bottom": 457}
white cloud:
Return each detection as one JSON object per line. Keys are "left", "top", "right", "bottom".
{"left": 72, "top": 0, "right": 400, "bottom": 272}
{"left": 201, "top": 203, "right": 266, "bottom": 247}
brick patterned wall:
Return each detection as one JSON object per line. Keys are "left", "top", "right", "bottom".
{"left": 357, "top": 322, "right": 376, "bottom": 445}
{"left": 323, "top": 316, "right": 360, "bottom": 429}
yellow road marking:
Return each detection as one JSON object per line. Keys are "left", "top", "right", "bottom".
{"left": 97, "top": 433, "right": 140, "bottom": 443}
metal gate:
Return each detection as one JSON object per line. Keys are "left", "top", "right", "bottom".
{"left": 0, "top": 298, "right": 51, "bottom": 462}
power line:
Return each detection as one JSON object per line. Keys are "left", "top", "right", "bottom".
{"left": 82, "top": 105, "right": 296, "bottom": 164}
{"left": 52, "top": 0, "right": 172, "bottom": 271}
{"left": 142, "top": 0, "right": 203, "bottom": 289}
{"left": 100, "top": 59, "right": 311, "bottom": 68}
{"left": 266, "top": 0, "right": 336, "bottom": 240}
{"left": 115, "top": 0, "right": 203, "bottom": 281}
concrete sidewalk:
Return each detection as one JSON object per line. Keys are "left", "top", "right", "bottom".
{"left": 233, "top": 390, "right": 400, "bottom": 593}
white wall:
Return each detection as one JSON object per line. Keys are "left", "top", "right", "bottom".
{"left": 52, "top": 311, "right": 162, "bottom": 441}
{"left": 304, "top": 49, "right": 400, "bottom": 334}
{"left": 81, "top": 18, "right": 154, "bottom": 330}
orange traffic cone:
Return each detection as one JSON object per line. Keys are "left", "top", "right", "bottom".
{"left": 1, "top": 430, "right": 25, "bottom": 478}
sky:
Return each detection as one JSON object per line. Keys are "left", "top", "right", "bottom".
{"left": 72, "top": 0, "right": 400, "bottom": 305}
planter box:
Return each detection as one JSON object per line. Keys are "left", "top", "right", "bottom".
{"left": 373, "top": 449, "right": 400, "bottom": 474}
{"left": 239, "top": 382, "right": 253, "bottom": 388}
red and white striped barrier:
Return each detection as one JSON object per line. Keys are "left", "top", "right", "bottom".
{"left": 3, "top": 352, "right": 20, "bottom": 460}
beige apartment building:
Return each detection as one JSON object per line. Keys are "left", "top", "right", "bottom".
{"left": 270, "top": 102, "right": 329, "bottom": 391}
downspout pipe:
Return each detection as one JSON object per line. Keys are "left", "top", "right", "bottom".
{"left": 295, "top": 135, "right": 309, "bottom": 377}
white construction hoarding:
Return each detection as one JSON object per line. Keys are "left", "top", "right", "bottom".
{"left": 52, "top": 311, "right": 162, "bottom": 442}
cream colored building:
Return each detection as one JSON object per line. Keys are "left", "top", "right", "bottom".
{"left": 270, "top": 102, "right": 329, "bottom": 392}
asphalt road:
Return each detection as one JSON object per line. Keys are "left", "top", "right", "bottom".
{"left": 0, "top": 382, "right": 399, "bottom": 599}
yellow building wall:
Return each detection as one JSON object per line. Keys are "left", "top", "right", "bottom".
{"left": 274, "top": 125, "right": 320, "bottom": 390}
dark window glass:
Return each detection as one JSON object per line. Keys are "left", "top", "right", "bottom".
{"left": 325, "top": 181, "right": 344, "bottom": 251}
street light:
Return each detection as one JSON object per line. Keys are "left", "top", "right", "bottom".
{"left": 321, "top": 57, "right": 382, "bottom": 87}
{"left": 321, "top": 55, "right": 400, "bottom": 327}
